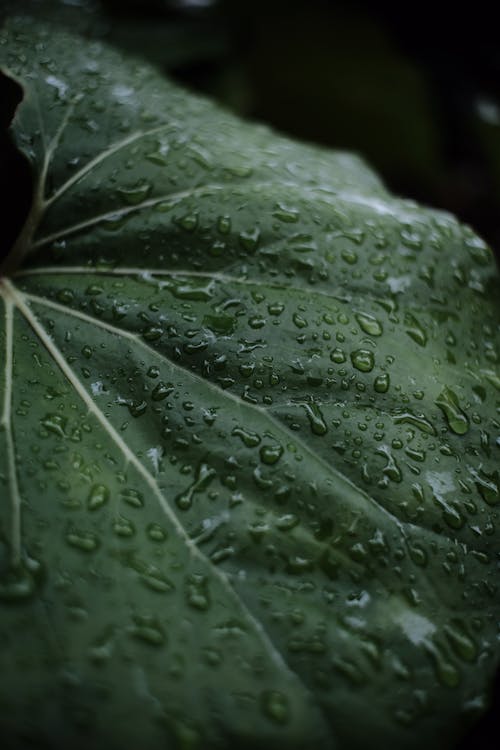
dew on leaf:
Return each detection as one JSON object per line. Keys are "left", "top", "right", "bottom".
{"left": 186, "top": 573, "right": 210, "bottom": 611}
{"left": 147, "top": 523, "right": 168, "bottom": 542}
{"left": 259, "top": 443, "right": 284, "bottom": 465}
{"left": 87, "top": 484, "right": 110, "bottom": 511}
{"left": 260, "top": 690, "right": 290, "bottom": 724}
{"left": 404, "top": 313, "right": 427, "bottom": 347}
{"left": 129, "top": 615, "right": 165, "bottom": 646}
{"left": 355, "top": 312, "right": 383, "bottom": 336}
{"left": 66, "top": 529, "right": 99, "bottom": 552}
{"left": 40, "top": 414, "right": 67, "bottom": 438}
{"left": 374, "top": 373, "right": 390, "bottom": 393}
{"left": 176, "top": 462, "right": 217, "bottom": 510}
{"left": 120, "top": 488, "right": 144, "bottom": 508}
{"left": 351, "top": 349, "right": 374, "bottom": 373}
{"left": 151, "top": 381, "right": 174, "bottom": 401}
{"left": 299, "top": 401, "right": 328, "bottom": 435}
{"left": 0, "top": 557, "right": 43, "bottom": 602}
{"left": 435, "top": 387, "right": 469, "bottom": 435}
{"left": 117, "top": 183, "right": 151, "bottom": 205}
{"left": 232, "top": 426, "right": 261, "bottom": 447}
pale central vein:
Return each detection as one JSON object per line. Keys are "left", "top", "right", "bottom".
{"left": 0, "top": 294, "right": 22, "bottom": 567}
{"left": 3, "top": 278, "right": 305, "bottom": 682}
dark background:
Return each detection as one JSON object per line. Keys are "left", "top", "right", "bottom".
{"left": 1, "top": 1, "right": 500, "bottom": 747}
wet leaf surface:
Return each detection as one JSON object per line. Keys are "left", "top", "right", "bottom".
{"left": 1, "top": 17, "right": 500, "bottom": 750}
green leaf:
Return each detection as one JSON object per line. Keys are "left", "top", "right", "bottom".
{"left": 1, "top": 17, "right": 500, "bottom": 750}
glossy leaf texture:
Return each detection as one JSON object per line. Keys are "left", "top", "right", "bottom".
{"left": 1, "top": 17, "right": 500, "bottom": 750}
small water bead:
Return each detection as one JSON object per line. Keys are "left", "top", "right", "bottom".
{"left": 117, "top": 182, "right": 151, "bottom": 205}
{"left": 66, "top": 529, "right": 99, "bottom": 552}
{"left": 129, "top": 615, "right": 165, "bottom": 647}
{"left": 186, "top": 574, "right": 210, "bottom": 611}
{"left": 239, "top": 227, "right": 260, "bottom": 251}
{"left": 330, "top": 347, "right": 346, "bottom": 364}
{"left": 120, "top": 488, "right": 144, "bottom": 508}
{"left": 147, "top": 523, "right": 168, "bottom": 542}
{"left": 0, "top": 556, "right": 43, "bottom": 602}
{"left": 260, "top": 443, "right": 284, "bottom": 465}
{"left": 87, "top": 484, "right": 109, "bottom": 511}
{"left": 374, "top": 373, "right": 390, "bottom": 393}
{"left": 112, "top": 516, "right": 135, "bottom": 537}
{"left": 260, "top": 690, "right": 290, "bottom": 724}
{"left": 151, "top": 381, "right": 174, "bottom": 401}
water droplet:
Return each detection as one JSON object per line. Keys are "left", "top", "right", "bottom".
{"left": 259, "top": 443, "right": 283, "bottom": 465}
{"left": 261, "top": 690, "right": 289, "bottom": 724}
{"left": 66, "top": 529, "right": 99, "bottom": 552}
{"left": 393, "top": 410, "right": 436, "bottom": 435}
{"left": 239, "top": 227, "right": 260, "bottom": 252}
{"left": 444, "top": 623, "right": 477, "bottom": 662}
{"left": 112, "top": 516, "right": 135, "bottom": 537}
{"left": 129, "top": 615, "right": 165, "bottom": 646}
{"left": 374, "top": 373, "right": 390, "bottom": 393}
{"left": 120, "top": 488, "right": 144, "bottom": 508}
{"left": 87, "top": 484, "right": 109, "bottom": 511}
{"left": 330, "top": 347, "right": 346, "bottom": 364}
{"left": 142, "top": 325, "right": 163, "bottom": 341}
{"left": 351, "top": 349, "right": 374, "bottom": 373}
{"left": 355, "top": 312, "right": 383, "bottom": 336}
{"left": 232, "top": 426, "right": 261, "bottom": 447}
{"left": 0, "top": 557, "right": 42, "bottom": 602}
{"left": 117, "top": 182, "right": 151, "bottom": 205}
{"left": 217, "top": 215, "right": 231, "bottom": 234}
{"left": 151, "top": 381, "right": 174, "bottom": 401}
{"left": 435, "top": 387, "right": 469, "bottom": 435}
{"left": 40, "top": 414, "right": 67, "bottom": 438}
{"left": 292, "top": 312, "right": 308, "bottom": 329}
{"left": 377, "top": 445, "right": 402, "bottom": 482}
{"left": 186, "top": 573, "right": 210, "bottom": 610}
{"left": 176, "top": 463, "right": 216, "bottom": 510}
{"left": 275, "top": 514, "right": 299, "bottom": 531}
{"left": 147, "top": 523, "right": 168, "bottom": 542}
{"left": 425, "top": 643, "right": 460, "bottom": 687}
{"left": 273, "top": 203, "right": 299, "bottom": 223}
{"left": 404, "top": 313, "right": 427, "bottom": 347}
{"left": 474, "top": 469, "right": 499, "bottom": 506}
{"left": 300, "top": 401, "right": 327, "bottom": 435}
{"left": 170, "top": 278, "right": 213, "bottom": 301}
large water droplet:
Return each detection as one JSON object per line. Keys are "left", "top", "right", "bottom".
{"left": 355, "top": 312, "right": 383, "bottom": 336}
{"left": 351, "top": 349, "right": 374, "bottom": 373}
{"left": 435, "top": 387, "right": 469, "bottom": 435}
